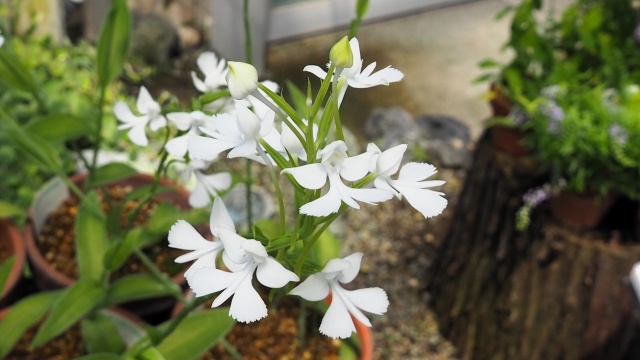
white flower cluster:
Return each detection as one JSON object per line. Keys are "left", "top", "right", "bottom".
{"left": 114, "top": 37, "right": 447, "bottom": 339}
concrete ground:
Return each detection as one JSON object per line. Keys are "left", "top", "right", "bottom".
{"left": 266, "top": 0, "right": 571, "bottom": 142}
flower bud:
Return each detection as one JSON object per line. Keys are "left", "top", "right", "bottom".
{"left": 329, "top": 36, "right": 353, "bottom": 69}
{"left": 226, "top": 61, "right": 258, "bottom": 100}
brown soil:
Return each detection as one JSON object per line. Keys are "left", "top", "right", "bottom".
{"left": 36, "top": 184, "right": 184, "bottom": 280}
{"left": 5, "top": 323, "right": 84, "bottom": 360}
{"left": 202, "top": 297, "right": 340, "bottom": 360}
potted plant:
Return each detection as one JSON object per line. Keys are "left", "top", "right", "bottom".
{"left": 0, "top": 216, "right": 25, "bottom": 308}
{"left": 1, "top": 0, "right": 449, "bottom": 357}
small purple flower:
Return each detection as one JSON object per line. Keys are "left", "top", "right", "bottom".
{"left": 522, "top": 188, "right": 549, "bottom": 207}
{"left": 539, "top": 101, "right": 564, "bottom": 134}
{"left": 609, "top": 124, "right": 628, "bottom": 146}
{"left": 634, "top": 24, "right": 640, "bottom": 45}
{"left": 508, "top": 105, "right": 530, "bottom": 127}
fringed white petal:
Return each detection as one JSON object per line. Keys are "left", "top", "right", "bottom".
{"left": 218, "top": 228, "right": 248, "bottom": 264}
{"left": 376, "top": 144, "right": 407, "bottom": 177}
{"left": 319, "top": 290, "right": 356, "bottom": 339}
{"left": 229, "top": 271, "right": 268, "bottom": 323}
{"left": 168, "top": 220, "right": 213, "bottom": 251}
{"left": 395, "top": 185, "right": 448, "bottom": 218}
{"left": 113, "top": 101, "right": 139, "bottom": 125}
{"left": 227, "top": 140, "right": 257, "bottom": 159}
{"left": 136, "top": 86, "right": 157, "bottom": 114}
{"left": 397, "top": 162, "right": 438, "bottom": 182}
{"left": 343, "top": 287, "right": 389, "bottom": 316}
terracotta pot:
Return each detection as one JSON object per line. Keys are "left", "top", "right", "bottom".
{"left": 490, "top": 125, "right": 531, "bottom": 156}
{"left": 550, "top": 190, "right": 616, "bottom": 229}
{"left": 172, "top": 290, "right": 374, "bottom": 360}
{"left": 24, "top": 173, "right": 193, "bottom": 319}
{"left": 489, "top": 83, "right": 512, "bottom": 117}
{"left": 0, "top": 219, "right": 26, "bottom": 308}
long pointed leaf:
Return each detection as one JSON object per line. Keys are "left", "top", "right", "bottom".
{"left": 25, "top": 114, "right": 94, "bottom": 143}
{"left": 0, "top": 291, "right": 62, "bottom": 358}
{"left": 105, "top": 274, "right": 179, "bottom": 306}
{"left": 0, "top": 50, "right": 39, "bottom": 95}
{"left": 81, "top": 312, "right": 126, "bottom": 354}
{"left": 156, "top": 310, "right": 235, "bottom": 360}
{"left": 76, "top": 191, "right": 109, "bottom": 281}
{"left": 31, "top": 279, "right": 104, "bottom": 348}
{"left": 97, "top": 0, "right": 132, "bottom": 87}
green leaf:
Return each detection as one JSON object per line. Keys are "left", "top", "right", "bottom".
{"left": 105, "top": 228, "right": 142, "bottom": 272}
{"left": 105, "top": 274, "right": 179, "bottom": 306}
{"left": 2, "top": 116, "right": 63, "bottom": 173}
{"left": 76, "top": 191, "right": 109, "bottom": 281}
{"left": 0, "top": 50, "right": 39, "bottom": 96}
{"left": 97, "top": 0, "right": 132, "bottom": 87}
{"left": 146, "top": 203, "right": 208, "bottom": 242}
{"left": 81, "top": 313, "right": 126, "bottom": 354}
{"left": 31, "top": 280, "right": 104, "bottom": 348}
{"left": 286, "top": 80, "right": 310, "bottom": 119}
{"left": 0, "top": 201, "right": 23, "bottom": 218}
{"left": 156, "top": 310, "right": 235, "bottom": 360}
{"left": 135, "top": 346, "right": 166, "bottom": 360}
{"left": 355, "top": 0, "right": 369, "bottom": 19}
{"left": 25, "top": 114, "right": 94, "bottom": 143}
{"left": 0, "top": 255, "right": 15, "bottom": 296}
{"left": 478, "top": 59, "right": 500, "bottom": 69}
{"left": 0, "top": 291, "right": 62, "bottom": 358}
{"left": 88, "top": 163, "right": 137, "bottom": 188}
{"left": 198, "top": 90, "right": 231, "bottom": 105}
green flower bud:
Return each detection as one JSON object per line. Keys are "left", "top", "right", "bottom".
{"left": 329, "top": 36, "right": 353, "bottom": 68}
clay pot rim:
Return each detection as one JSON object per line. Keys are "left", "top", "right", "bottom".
{"left": 1, "top": 219, "right": 26, "bottom": 299}
{"left": 25, "top": 172, "right": 193, "bottom": 289}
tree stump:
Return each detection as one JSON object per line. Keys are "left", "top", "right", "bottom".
{"left": 431, "top": 132, "right": 640, "bottom": 360}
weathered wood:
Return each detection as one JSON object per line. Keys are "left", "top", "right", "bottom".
{"left": 431, "top": 132, "right": 640, "bottom": 360}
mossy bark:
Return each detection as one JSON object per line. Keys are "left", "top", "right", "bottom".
{"left": 431, "top": 133, "right": 640, "bottom": 360}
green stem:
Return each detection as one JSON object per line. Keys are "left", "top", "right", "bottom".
{"left": 133, "top": 248, "right": 182, "bottom": 299}
{"left": 294, "top": 207, "right": 346, "bottom": 275}
{"left": 149, "top": 294, "right": 213, "bottom": 346}
{"left": 59, "top": 173, "right": 87, "bottom": 202}
{"left": 243, "top": 0, "right": 253, "bottom": 64}
{"left": 331, "top": 69, "right": 345, "bottom": 141}
{"left": 245, "top": 159, "right": 253, "bottom": 232}
{"left": 88, "top": 86, "right": 107, "bottom": 185}
{"left": 310, "top": 64, "right": 336, "bottom": 120}
{"left": 220, "top": 338, "right": 243, "bottom": 360}
{"left": 257, "top": 144, "right": 286, "bottom": 235}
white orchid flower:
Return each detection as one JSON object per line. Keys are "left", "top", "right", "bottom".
{"left": 168, "top": 197, "right": 235, "bottom": 278}
{"left": 304, "top": 37, "right": 404, "bottom": 105}
{"left": 114, "top": 86, "right": 167, "bottom": 146}
{"left": 282, "top": 140, "right": 393, "bottom": 217}
{"left": 290, "top": 253, "right": 388, "bottom": 339}
{"left": 165, "top": 111, "right": 216, "bottom": 158}
{"left": 187, "top": 198, "right": 299, "bottom": 323}
{"left": 226, "top": 61, "right": 258, "bottom": 100}
{"left": 191, "top": 51, "right": 228, "bottom": 93}
{"left": 180, "top": 159, "right": 232, "bottom": 208}
{"left": 0, "top": 30, "right": 4, "bottom": 48}
{"left": 188, "top": 102, "right": 279, "bottom": 164}
{"left": 368, "top": 143, "right": 448, "bottom": 218}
